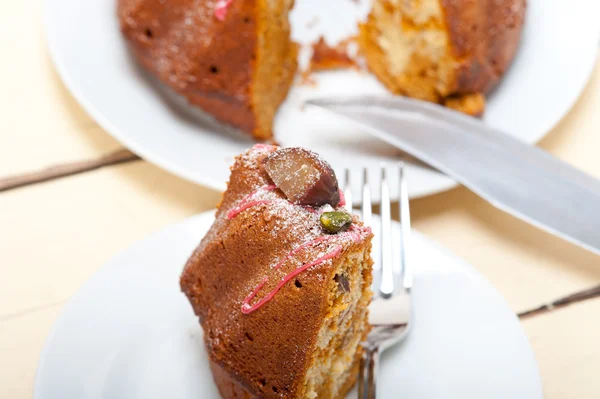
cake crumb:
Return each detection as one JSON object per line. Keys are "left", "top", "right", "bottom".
{"left": 309, "top": 36, "right": 357, "bottom": 72}
{"left": 298, "top": 36, "right": 360, "bottom": 88}
{"left": 300, "top": 69, "right": 318, "bottom": 87}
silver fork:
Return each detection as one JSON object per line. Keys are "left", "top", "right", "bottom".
{"left": 343, "top": 165, "right": 413, "bottom": 399}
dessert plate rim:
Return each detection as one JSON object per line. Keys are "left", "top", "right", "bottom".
{"left": 34, "top": 210, "right": 543, "bottom": 399}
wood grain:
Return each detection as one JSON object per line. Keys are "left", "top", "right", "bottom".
{"left": 0, "top": 149, "right": 140, "bottom": 193}
{"left": 518, "top": 284, "right": 600, "bottom": 319}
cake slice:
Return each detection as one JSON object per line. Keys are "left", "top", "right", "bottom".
{"left": 358, "top": 0, "right": 526, "bottom": 116}
{"left": 181, "top": 145, "right": 373, "bottom": 398}
{"left": 117, "top": 0, "right": 298, "bottom": 140}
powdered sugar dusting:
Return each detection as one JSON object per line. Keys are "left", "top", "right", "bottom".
{"left": 226, "top": 146, "right": 371, "bottom": 247}
{"left": 241, "top": 244, "right": 343, "bottom": 314}
{"left": 210, "top": 146, "right": 372, "bottom": 314}
{"left": 239, "top": 223, "right": 370, "bottom": 314}
{"left": 227, "top": 185, "right": 277, "bottom": 219}
{"left": 236, "top": 144, "right": 277, "bottom": 171}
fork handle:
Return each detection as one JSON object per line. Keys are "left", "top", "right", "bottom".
{"left": 358, "top": 345, "right": 380, "bottom": 399}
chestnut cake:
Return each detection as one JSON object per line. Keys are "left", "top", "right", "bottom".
{"left": 180, "top": 145, "right": 374, "bottom": 398}
{"left": 117, "top": 0, "right": 526, "bottom": 136}
{"left": 358, "top": 0, "right": 526, "bottom": 116}
{"left": 117, "top": 0, "right": 297, "bottom": 140}
{"left": 118, "top": 0, "right": 525, "bottom": 138}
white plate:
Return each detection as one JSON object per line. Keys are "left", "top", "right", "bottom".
{"left": 44, "top": 0, "right": 600, "bottom": 199}
{"left": 35, "top": 211, "right": 542, "bottom": 398}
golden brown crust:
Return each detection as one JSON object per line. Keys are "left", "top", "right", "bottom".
{"left": 486, "top": 1, "right": 527, "bottom": 78}
{"left": 180, "top": 146, "right": 373, "bottom": 398}
{"left": 118, "top": 0, "right": 257, "bottom": 127}
{"left": 209, "top": 356, "right": 361, "bottom": 399}
{"left": 441, "top": 0, "right": 526, "bottom": 95}
{"left": 210, "top": 359, "right": 258, "bottom": 399}
{"left": 117, "top": 0, "right": 297, "bottom": 140}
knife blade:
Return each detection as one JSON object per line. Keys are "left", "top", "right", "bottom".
{"left": 306, "top": 95, "right": 600, "bottom": 256}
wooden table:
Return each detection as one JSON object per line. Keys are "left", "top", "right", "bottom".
{"left": 1, "top": 3, "right": 599, "bottom": 398}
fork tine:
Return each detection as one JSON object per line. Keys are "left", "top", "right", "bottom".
{"left": 360, "top": 166, "right": 413, "bottom": 399}
{"left": 361, "top": 168, "right": 372, "bottom": 227}
{"left": 399, "top": 164, "right": 413, "bottom": 291}
{"left": 380, "top": 166, "right": 394, "bottom": 298}
{"left": 344, "top": 168, "right": 353, "bottom": 213}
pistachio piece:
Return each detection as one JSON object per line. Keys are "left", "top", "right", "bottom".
{"left": 320, "top": 211, "right": 352, "bottom": 234}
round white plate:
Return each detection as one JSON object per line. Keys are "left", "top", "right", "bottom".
{"left": 35, "top": 211, "right": 542, "bottom": 398}
{"left": 44, "top": 0, "right": 600, "bottom": 199}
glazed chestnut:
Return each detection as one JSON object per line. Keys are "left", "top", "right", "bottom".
{"left": 263, "top": 147, "right": 340, "bottom": 207}
{"left": 334, "top": 274, "right": 351, "bottom": 293}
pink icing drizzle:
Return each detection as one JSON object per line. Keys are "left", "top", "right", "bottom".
{"left": 227, "top": 185, "right": 277, "bottom": 219}
{"left": 274, "top": 235, "right": 331, "bottom": 269}
{"left": 241, "top": 227, "right": 366, "bottom": 314}
{"left": 226, "top": 181, "right": 369, "bottom": 314}
{"left": 214, "top": 0, "right": 234, "bottom": 21}
{"left": 228, "top": 200, "right": 270, "bottom": 218}
{"left": 337, "top": 188, "right": 346, "bottom": 208}
{"left": 253, "top": 143, "right": 275, "bottom": 149}
{"left": 241, "top": 244, "right": 343, "bottom": 314}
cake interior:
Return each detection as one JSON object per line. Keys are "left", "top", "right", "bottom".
{"left": 252, "top": 0, "right": 298, "bottom": 139}
{"left": 359, "top": 0, "right": 456, "bottom": 102}
{"left": 302, "top": 243, "right": 373, "bottom": 399}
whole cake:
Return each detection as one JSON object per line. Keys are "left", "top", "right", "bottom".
{"left": 180, "top": 145, "right": 374, "bottom": 398}
{"left": 117, "top": 0, "right": 297, "bottom": 140}
{"left": 358, "top": 0, "right": 526, "bottom": 116}
{"left": 118, "top": 0, "right": 525, "bottom": 135}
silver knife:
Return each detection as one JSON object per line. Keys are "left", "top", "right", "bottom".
{"left": 306, "top": 95, "right": 600, "bottom": 256}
